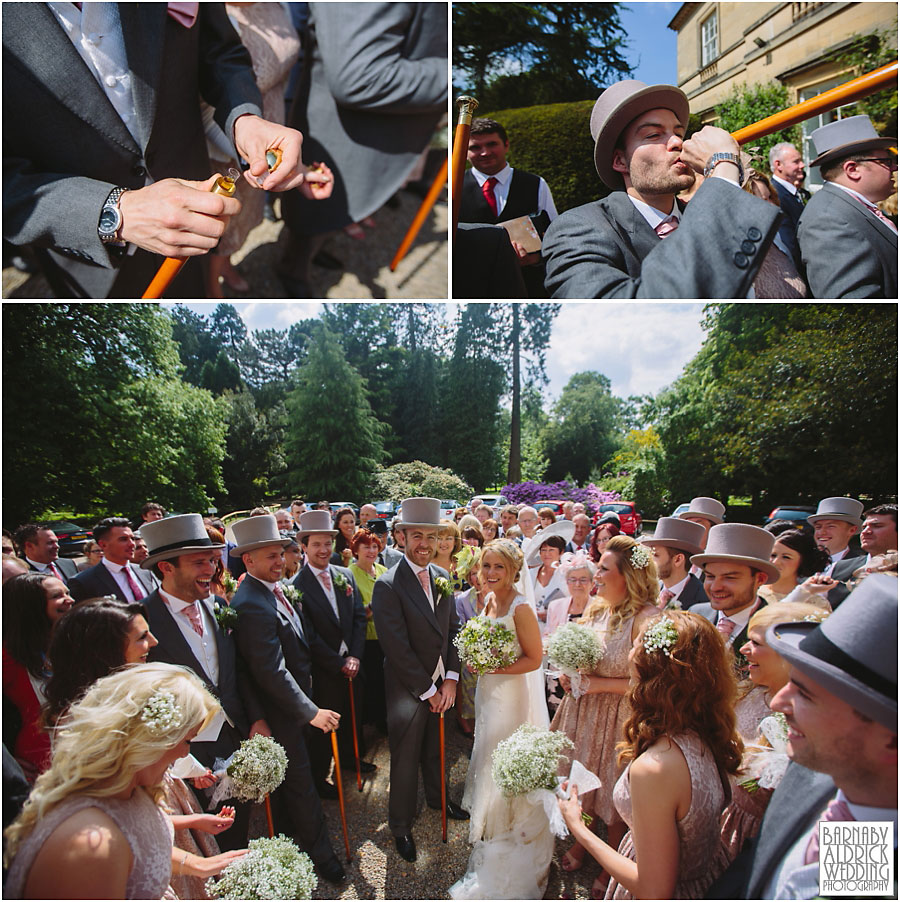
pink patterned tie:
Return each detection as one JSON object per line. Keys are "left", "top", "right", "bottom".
{"left": 716, "top": 616, "right": 735, "bottom": 638}
{"left": 319, "top": 570, "right": 332, "bottom": 593}
{"left": 184, "top": 602, "right": 203, "bottom": 637}
{"left": 804, "top": 798, "right": 855, "bottom": 864}
{"left": 854, "top": 194, "right": 898, "bottom": 233}
{"left": 417, "top": 569, "right": 431, "bottom": 601}
{"left": 655, "top": 216, "right": 679, "bottom": 238}
{"left": 658, "top": 589, "right": 675, "bottom": 609}
{"left": 123, "top": 566, "right": 146, "bottom": 601}
{"left": 272, "top": 582, "right": 292, "bottom": 614}
{"left": 167, "top": 2, "right": 199, "bottom": 28}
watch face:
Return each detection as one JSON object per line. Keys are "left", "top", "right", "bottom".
{"left": 99, "top": 207, "right": 120, "bottom": 234}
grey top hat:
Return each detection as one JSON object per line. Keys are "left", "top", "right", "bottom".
{"left": 295, "top": 509, "right": 338, "bottom": 538}
{"left": 644, "top": 517, "right": 705, "bottom": 557}
{"left": 678, "top": 496, "right": 726, "bottom": 525}
{"left": 807, "top": 496, "right": 864, "bottom": 527}
{"left": 525, "top": 519, "right": 576, "bottom": 567}
{"left": 394, "top": 497, "right": 442, "bottom": 530}
{"left": 766, "top": 573, "right": 897, "bottom": 731}
{"left": 590, "top": 79, "right": 690, "bottom": 190}
{"left": 809, "top": 114, "right": 895, "bottom": 168}
{"left": 691, "top": 523, "right": 779, "bottom": 583}
{"left": 231, "top": 514, "right": 292, "bottom": 556}
{"left": 139, "top": 513, "right": 224, "bottom": 570}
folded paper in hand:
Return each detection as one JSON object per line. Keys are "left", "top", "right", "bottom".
{"left": 499, "top": 215, "right": 542, "bottom": 253}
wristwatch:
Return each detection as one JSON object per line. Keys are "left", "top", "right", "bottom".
{"left": 703, "top": 152, "right": 744, "bottom": 184}
{"left": 98, "top": 187, "right": 128, "bottom": 246}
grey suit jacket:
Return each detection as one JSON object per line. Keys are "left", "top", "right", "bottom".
{"left": 27, "top": 557, "right": 78, "bottom": 585}
{"left": 3, "top": 2, "right": 262, "bottom": 298}
{"left": 381, "top": 546, "right": 405, "bottom": 570}
{"left": 676, "top": 572, "right": 709, "bottom": 610}
{"left": 68, "top": 560, "right": 158, "bottom": 603}
{"left": 691, "top": 598, "right": 766, "bottom": 679}
{"left": 543, "top": 177, "right": 780, "bottom": 298}
{"left": 827, "top": 554, "right": 868, "bottom": 609}
{"left": 798, "top": 182, "right": 898, "bottom": 298}
{"left": 282, "top": 2, "right": 446, "bottom": 235}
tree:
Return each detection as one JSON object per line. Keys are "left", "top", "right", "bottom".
{"left": 370, "top": 461, "right": 473, "bottom": 504}
{"left": 282, "top": 324, "right": 386, "bottom": 501}
{"left": 211, "top": 303, "right": 248, "bottom": 357}
{"left": 168, "top": 305, "right": 225, "bottom": 386}
{"left": 199, "top": 350, "right": 242, "bottom": 395}
{"left": 601, "top": 427, "right": 669, "bottom": 517}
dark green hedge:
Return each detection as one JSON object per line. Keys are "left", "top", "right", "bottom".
{"left": 478, "top": 99, "right": 609, "bottom": 214}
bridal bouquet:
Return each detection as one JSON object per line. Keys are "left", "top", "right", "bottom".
{"left": 453, "top": 614, "right": 519, "bottom": 675}
{"left": 491, "top": 723, "right": 574, "bottom": 797}
{"left": 545, "top": 622, "right": 604, "bottom": 699}
{"left": 206, "top": 834, "right": 316, "bottom": 900}
{"left": 226, "top": 735, "right": 288, "bottom": 804}
{"left": 739, "top": 712, "right": 791, "bottom": 794}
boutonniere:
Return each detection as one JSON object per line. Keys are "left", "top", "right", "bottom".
{"left": 434, "top": 576, "right": 454, "bottom": 600}
{"left": 332, "top": 571, "right": 353, "bottom": 596}
{"left": 213, "top": 601, "right": 238, "bottom": 632}
{"left": 282, "top": 585, "right": 303, "bottom": 609}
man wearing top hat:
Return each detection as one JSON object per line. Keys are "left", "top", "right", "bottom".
{"left": 689, "top": 523, "right": 777, "bottom": 680}
{"left": 798, "top": 114, "right": 897, "bottom": 298}
{"left": 292, "top": 509, "right": 371, "bottom": 798}
{"left": 371, "top": 498, "right": 468, "bottom": 863}
{"left": 644, "top": 517, "right": 708, "bottom": 610}
{"left": 710, "top": 574, "right": 897, "bottom": 899}
{"left": 678, "top": 496, "right": 726, "bottom": 578}
{"left": 542, "top": 79, "right": 780, "bottom": 298}
{"left": 808, "top": 497, "right": 864, "bottom": 573}
{"left": 140, "top": 513, "right": 266, "bottom": 851}
{"left": 229, "top": 514, "right": 346, "bottom": 884}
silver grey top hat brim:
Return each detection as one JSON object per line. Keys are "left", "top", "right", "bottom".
{"left": 295, "top": 509, "right": 338, "bottom": 539}
{"left": 590, "top": 79, "right": 690, "bottom": 190}
{"left": 525, "top": 519, "right": 576, "bottom": 566}
{"left": 690, "top": 523, "right": 779, "bottom": 584}
{"left": 395, "top": 497, "right": 443, "bottom": 530}
{"left": 766, "top": 573, "right": 897, "bottom": 731}
{"left": 807, "top": 496, "right": 864, "bottom": 528}
{"left": 231, "top": 514, "right": 293, "bottom": 556}
{"left": 140, "top": 513, "right": 224, "bottom": 570}
{"left": 808, "top": 114, "right": 895, "bottom": 168}
{"left": 643, "top": 516, "right": 705, "bottom": 557}
{"left": 678, "top": 496, "right": 726, "bottom": 526}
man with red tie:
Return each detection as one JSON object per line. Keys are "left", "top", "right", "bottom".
{"left": 68, "top": 516, "right": 158, "bottom": 602}
{"left": 17, "top": 524, "right": 78, "bottom": 585}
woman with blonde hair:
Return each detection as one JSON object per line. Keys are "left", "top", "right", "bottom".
{"left": 561, "top": 611, "right": 742, "bottom": 899}
{"left": 4, "top": 663, "right": 245, "bottom": 899}
{"left": 434, "top": 519, "right": 463, "bottom": 589}
{"left": 551, "top": 535, "right": 658, "bottom": 896}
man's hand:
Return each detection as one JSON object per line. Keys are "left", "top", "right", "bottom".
{"left": 511, "top": 239, "right": 541, "bottom": 267}
{"left": 681, "top": 126, "right": 741, "bottom": 180}
{"left": 234, "top": 114, "right": 309, "bottom": 192}
{"left": 118, "top": 175, "right": 240, "bottom": 257}
{"left": 310, "top": 707, "right": 341, "bottom": 733}
{"left": 341, "top": 656, "right": 360, "bottom": 678}
{"left": 801, "top": 573, "right": 839, "bottom": 595}
{"left": 248, "top": 719, "right": 271, "bottom": 738}
{"left": 299, "top": 162, "right": 335, "bottom": 201}
{"left": 428, "top": 678, "right": 457, "bottom": 713}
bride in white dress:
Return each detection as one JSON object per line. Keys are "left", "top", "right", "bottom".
{"left": 450, "top": 540, "right": 553, "bottom": 900}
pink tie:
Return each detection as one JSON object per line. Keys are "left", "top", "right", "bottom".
{"left": 854, "top": 194, "right": 898, "bottom": 233}
{"left": 184, "top": 602, "right": 203, "bottom": 637}
{"left": 167, "top": 2, "right": 199, "bottom": 28}
{"left": 123, "top": 566, "right": 146, "bottom": 601}
{"left": 655, "top": 216, "right": 679, "bottom": 238}
{"left": 482, "top": 177, "right": 498, "bottom": 216}
{"left": 716, "top": 616, "right": 735, "bottom": 638}
{"left": 658, "top": 589, "right": 675, "bottom": 609}
{"left": 273, "top": 582, "right": 293, "bottom": 616}
{"left": 319, "top": 570, "right": 332, "bottom": 593}
{"left": 417, "top": 569, "right": 431, "bottom": 600}
{"left": 48, "top": 562, "right": 63, "bottom": 580}
{"left": 804, "top": 798, "right": 855, "bottom": 864}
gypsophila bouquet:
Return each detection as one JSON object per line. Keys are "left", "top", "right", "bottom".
{"left": 140, "top": 688, "right": 183, "bottom": 735}
{"left": 226, "top": 735, "right": 288, "bottom": 804}
{"left": 453, "top": 614, "right": 520, "bottom": 675}
{"left": 214, "top": 601, "right": 239, "bottom": 631}
{"left": 491, "top": 723, "right": 574, "bottom": 797}
{"left": 206, "top": 834, "right": 317, "bottom": 900}
{"left": 546, "top": 622, "right": 604, "bottom": 674}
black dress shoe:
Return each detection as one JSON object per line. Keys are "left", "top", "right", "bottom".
{"left": 317, "top": 782, "right": 339, "bottom": 800}
{"left": 394, "top": 833, "right": 417, "bottom": 862}
{"left": 318, "top": 856, "right": 346, "bottom": 883}
{"left": 429, "top": 799, "right": 470, "bottom": 820}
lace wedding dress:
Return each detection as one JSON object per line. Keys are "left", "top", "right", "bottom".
{"left": 449, "top": 594, "right": 554, "bottom": 900}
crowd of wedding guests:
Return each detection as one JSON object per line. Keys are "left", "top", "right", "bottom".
{"left": 2, "top": 493, "right": 896, "bottom": 898}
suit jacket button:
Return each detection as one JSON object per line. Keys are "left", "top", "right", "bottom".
{"left": 741, "top": 239, "right": 756, "bottom": 254}
{"left": 733, "top": 252, "right": 749, "bottom": 268}
{"left": 747, "top": 227, "right": 762, "bottom": 241}
{"left": 133, "top": 164, "right": 147, "bottom": 178}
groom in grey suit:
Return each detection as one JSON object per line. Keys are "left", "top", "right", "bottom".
{"left": 371, "top": 498, "right": 467, "bottom": 863}
{"left": 543, "top": 79, "right": 780, "bottom": 298}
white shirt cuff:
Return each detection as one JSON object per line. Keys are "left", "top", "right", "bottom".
{"left": 445, "top": 671, "right": 459, "bottom": 683}
{"left": 419, "top": 684, "right": 437, "bottom": 701}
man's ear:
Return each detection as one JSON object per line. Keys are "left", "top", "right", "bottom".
{"left": 611, "top": 148, "right": 628, "bottom": 176}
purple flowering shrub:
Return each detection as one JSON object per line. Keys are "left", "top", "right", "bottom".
{"left": 500, "top": 481, "right": 620, "bottom": 517}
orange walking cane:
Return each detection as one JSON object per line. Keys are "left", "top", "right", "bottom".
{"left": 264, "top": 794, "right": 275, "bottom": 838}
{"left": 348, "top": 676, "right": 362, "bottom": 792}
{"left": 452, "top": 96, "right": 479, "bottom": 231}
{"left": 439, "top": 711, "right": 447, "bottom": 843}
{"left": 141, "top": 168, "right": 239, "bottom": 299}
{"left": 389, "top": 157, "right": 449, "bottom": 272}
{"left": 731, "top": 61, "right": 897, "bottom": 146}
{"left": 330, "top": 730, "right": 352, "bottom": 862}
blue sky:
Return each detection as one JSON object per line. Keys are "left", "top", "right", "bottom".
{"left": 619, "top": 2, "right": 681, "bottom": 87}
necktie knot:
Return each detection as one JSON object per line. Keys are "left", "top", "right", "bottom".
{"left": 804, "top": 798, "right": 855, "bottom": 864}
{"left": 319, "top": 570, "right": 332, "bottom": 592}
{"left": 655, "top": 215, "right": 679, "bottom": 238}
{"left": 482, "top": 176, "right": 499, "bottom": 216}
{"left": 716, "top": 616, "right": 736, "bottom": 638}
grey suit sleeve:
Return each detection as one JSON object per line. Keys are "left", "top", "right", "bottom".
{"left": 310, "top": 3, "right": 446, "bottom": 114}
{"left": 544, "top": 178, "right": 780, "bottom": 299}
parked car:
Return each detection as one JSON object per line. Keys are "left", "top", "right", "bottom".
{"left": 43, "top": 519, "right": 93, "bottom": 557}
{"left": 439, "top": 500, "right": 462, "bottom": 519}
{"left": 670, "top": 502, "right": 691, "bottom": 518}
{"left": 533, "top": 500, "right": 566, "bottom": 516}
{"left": 595, "top": 502, "right": 642, "bottom": 536}
{"left": 329, "top": 502, "right": 359, "bottom": 517}
{"left": 371, "top": 501, "right": 398, "bottom": 521}
{"left": 763, "top": 504, "right": 816, "bottom": 530}
{"left": 469, "top": 494, "right": 509, "bottom": 513}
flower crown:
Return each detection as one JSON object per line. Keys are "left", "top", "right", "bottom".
{"left": 643, "top": 616, "right": 678, "bottom": 657}
{"left": 140, "top": 688, "right": 184, "bottom": 736}
{"left": 559, "top": 550, "right": 595, "bottom": 576}
{"left": 454, "top": 544, "right": 481, "bottom": 581}
{"left": 629, "top": 544, "right": 652, "bottom": 570}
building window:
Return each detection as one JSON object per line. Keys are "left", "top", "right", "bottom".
{"left": 701, "top": 11, "right": 718, "bottom": 67}
{"left": 799, "top": 77, "right": 859, "bottom": 190}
